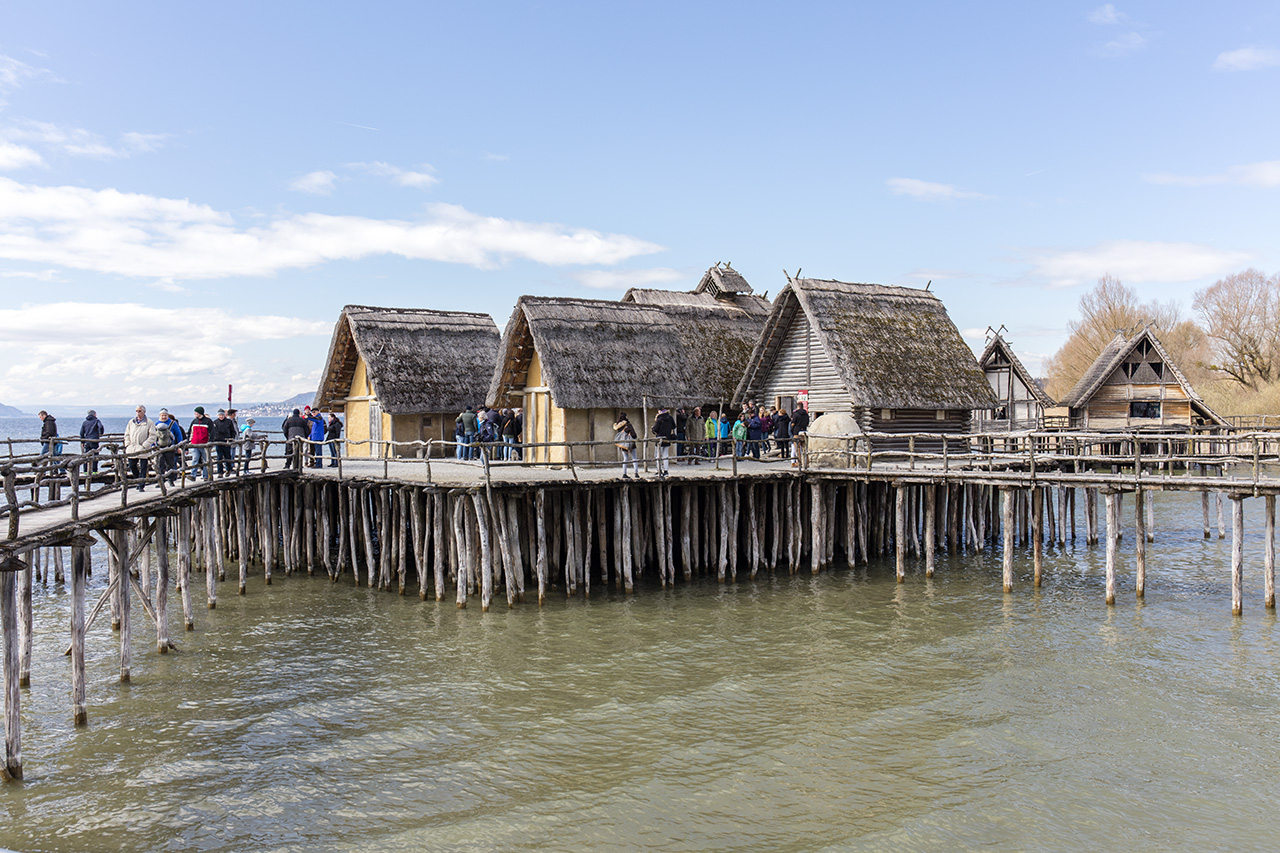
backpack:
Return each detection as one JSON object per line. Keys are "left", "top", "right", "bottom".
{"left": 155, "top": 424, "right": 173, "bottom": 448}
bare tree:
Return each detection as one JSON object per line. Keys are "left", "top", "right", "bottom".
{"left": 1045, "top": 275, "right": 1209, "bottom": 398}
{"left": 1193, "top": 268, "right": 1280, "bottom": 390}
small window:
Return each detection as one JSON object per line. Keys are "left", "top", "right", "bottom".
{"left": 935, "top": 410, "right": 946, "bottom": 420}
{"left": 881, "top": 408, "right": 892, "bottom": 420}
{"left": 1151, "top": 362, "right": 1164, "bottom": 379}
{"left": 1129, "top": 401, "right": 1161, "bottom": 419}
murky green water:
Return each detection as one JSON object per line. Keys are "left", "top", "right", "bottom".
{"left": 4, "top": 490, "right": 1280, "bottom": 852}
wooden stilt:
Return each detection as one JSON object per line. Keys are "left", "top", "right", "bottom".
{"left": 1202, "top": 490, "right": 1211, "bottom": 539}
{"left": 17, "top": 558, "right": 31, "bottom": 689}
{"left": 894, "top": 484, "right": 905, "bottom": 583}
{"left": 2, "top": 557, "right": 22, "bottom": 780}
{"left": 1002, "top": 487, "right": 1014, "bottom": 592}
{"left": 156, "top": 515, "right": 171, "bottom": 653}
{"left": 810, "top": 482, "right": 822, "bottom": 575}
{"left": 70, "top": 536, "right": 92, "bottom": 724}
{"left": 116, "top": 528, "right": 131, "bottom": 683}
{"left": 434, "top": 493, "right": 447, "bottom": 600}
{"left": 178, "top": 505, "right": 194, "bottom": 630}
{"left": 1231, "top": 495, "right": 1244, "bottom": 616}
{"left": 1135, "top": 488, "right": 1146, "bottom": 599}
{"left": 1145, "top": 490, "right": 1154, "bottom": 543}
{"left": 1266, "top": 494, "right": 1276, "bottom": 611}
{"left": 621, "top": 485, "right": 634, "bottom": 593}
{"left": 536, "top": 490, "right": 548, "bottom": 603}
{"left": 453, "top": 495, "right": 468, "bottom": 608}
{"left": 1032, "top": 486, "right": 1043, "bottom": 588}
{"left": 472, "top": 493, "right": 493, "bottom": 612}
{"left": 235, "top": 490, "right": 249, "bottom": 595}
{"left": 924, "top": 484, "right": 936, "bottom": 577}
{"left": 1217, "top": 491, "right": 1226, "bottom": 540}
{"left": 1105, "top": 490, "right": 1118, "bottom": 606}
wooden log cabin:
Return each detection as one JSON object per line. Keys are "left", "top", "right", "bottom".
{"left": 314, "top": 305, "right": 500, "bottom": 457}
{"left": 1058, "top": 326, "right": 1227, "bottom": 431}
{"left": 974, "top": 331, "right": 1056, "bottom": 431}
{"left": 735, "top": 277, "right": 996, "bottom": 451}
{"left": 488, "top": 266, "right": 770, "bottom": 464}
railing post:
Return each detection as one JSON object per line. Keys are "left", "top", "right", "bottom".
{"left": 423, "top": 440, "right": 431, "bottom": 484}
{"left": 909, "top": 436, "right": 915, "bottom": 470}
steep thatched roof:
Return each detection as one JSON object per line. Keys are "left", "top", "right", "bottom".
{"left": 695, "top": 263, "right": 753, "bottom": 298}
{"left": 737, "top": 278, "right": 997, "bottom": 409}
{"left": 979, "top": 332, "right": 1056, "bottom": 407}
{"left": 315, "top": 305, "right": 500, "bottom": 415}
{"left": 1059, "top": 326, "right": 1227, "bottom": 423}
{"left": 488, "top": 293, "right": 770, "bottom": 410}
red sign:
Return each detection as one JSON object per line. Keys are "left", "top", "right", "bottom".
{"left": 797, "top": 389, "right": 809, "bottom": 404}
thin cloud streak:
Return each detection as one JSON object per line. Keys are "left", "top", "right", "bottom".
{"left": 1028, "top": 240, "right": 1251, "bottom": 288}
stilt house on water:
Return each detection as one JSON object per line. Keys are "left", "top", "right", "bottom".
{"left": 734, "top": 278, "right": 996, "bottom": 450}
{"left": 974, "top": 331, "right": 1056, "bottom": 431}
{"left": 1057, "top": 325, "right": 1227, "bottom": 431}
{"left": 314, "top": 305, "right": 500, "bottom": 457}
{"left": 488, "top": 267, "right": 770, "bottom": 464}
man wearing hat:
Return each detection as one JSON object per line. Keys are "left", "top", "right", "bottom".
{"left": 239, "top": 417, "right": 264, "bottom": 473}
{"left": 210, "top": 408, "right": 237, "bottom": 477}
{"left": 189, "top": 406, "right": 214, "bottom": 480}
{"left": 79, "top": 409, "right": 105, "bottom": 472}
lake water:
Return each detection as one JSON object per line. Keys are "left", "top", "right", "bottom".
{"left": 2, "top": 489, "right": 1280, "bottom": 851}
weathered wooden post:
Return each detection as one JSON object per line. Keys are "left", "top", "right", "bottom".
{"left": 1217, "top": 491, "right": 1226, "bottom": 540}
{"left": 1231, "top": 494, "right": 1244, "bottom": 616}
{"left": 1135, "top": 488, "right": 1146, "bottom": 599}
{"left": 115, "top": 527, "right": 131, "bottom": 683}
{"left": 1032, "top": 486, "right": 1043, "bottom": 588}
{"left": 155, "top": 514, "right": 171, "bottom": 653}
{"left": 1, "top": 553, "right": 25, "bottom": 780}
{"left": 1202, "top": 487, "right": 1211, "bottom": 539}
{"left": 895, "top": 484, "right": 906, "bottom": 583}
{"left": 924, "top": 483, "right": 936, "bottom": 578}
{"left": 70, "top": 535, "right": 93, "bottom": 724}
{"left": 177, "top": 504, "right": 194, "bottom": 630}
{"left": 1104, "top": 490, "right": 1118, "bottom": 606}
{"left": 1001, "top": 487, "right": 1014, "bottom": 592}
{"left": 1266, "top": 494, "right": 1276, "bottom": 611}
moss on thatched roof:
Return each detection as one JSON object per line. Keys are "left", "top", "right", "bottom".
{"left": 738, "top": 278, "right": 996, "bottom": 410}
{"left": 315, "top": 305, "right": 499, "bottom": 415}
{"left": 489, "top": 292, "right": 769, "bottom": 410}
{"left": 979, "top": 332, "right": 1056, "bottom": 408}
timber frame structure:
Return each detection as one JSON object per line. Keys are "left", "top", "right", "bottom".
{"left": 975, "top": 330, "right": 1056, "bottom": 432}
{"left": 1058, "top": 325, "right": 1227, "bottom": 432}
{"left": 735, "top": 277, "right": 997, "bottom": 449}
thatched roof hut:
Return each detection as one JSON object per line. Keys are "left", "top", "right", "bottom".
{"left": 315, "top": 305, "right": 500, "bottom": 456}
{"left": 1058, "top": 326, "right": 1226, "bottom": 430}
{"left": 975, "top": 331, "right": 1055, "bottom": 431}
{"left": 488, "top": 273, "right": 769, "bottom": 462}
{"left": 736, "top": 278, "right": 995, "bottom": 448}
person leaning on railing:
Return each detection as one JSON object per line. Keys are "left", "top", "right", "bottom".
{"left": 124, "top": 405, "right": 158, "bottom": 492}
{"left": 79, "top": 409, "right": 105, "bottom": 473}
{"left": 281, "top": 408, "right": 311, "bottom": 470}
{"left": 189, "top": 407, "right": 214, "bottom": 480}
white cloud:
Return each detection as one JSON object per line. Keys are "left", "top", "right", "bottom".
{"left": 484, "top": 152, "right": 510, "bottom": 162}
{"left": 1028, "top": 240, "right": 1252, "bottom": 288}
{"left": 0, "top": 267, "right": 59, "bottom": 281}
{"left": 0, "top": 177, "right": 662, "bottom": 280}
{"left": 572, "top": 267, "right": 686, "bottom": 290}
{"left": 1088, "top": 4, "right": 1127, "bottom": 25}
{"left": 1102, "top": 32, "right": 1146, "bottom": 56}
{"left": 1144, "top": 159, "right": 1280, "bottom": 187}
{"left": 0, "top": 302, "right": 332, "bottom": 403}
{"left": 3, "top": 120, "right": 168, "bottom": 159}
{"left": 887, "top": 177, "right": 988, "bottom": 201}
{"left": 350, "top": 161, "right": 438, "bottom": 189}
{"left": 1213, "top": 46, "right": 1280, "bottom": 72}
{"left": 0, "top": 141, "right": 41, "bottom": 169}
{"left": 290, "top": 170, "right": 337, "bottom": 195}
{"left": 0, "top": 54, "right": 49, "bottom": 97}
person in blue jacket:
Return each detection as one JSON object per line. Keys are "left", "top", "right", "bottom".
{"left": 306, "top": 407, "right": 326, "bottom": 468}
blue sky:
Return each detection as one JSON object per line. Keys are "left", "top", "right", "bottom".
{"left": 1, "top": 1, "right": 1278, "bottom": 406}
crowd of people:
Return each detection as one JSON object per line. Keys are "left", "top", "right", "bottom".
{"left": 612, "top": 401, "right": 811, "bottom": 477}
{"left": 32, "top": 405, "right": 345, "bottom": 489}
{"left": 454, "top": 406, "right": 523, "bottom": 460}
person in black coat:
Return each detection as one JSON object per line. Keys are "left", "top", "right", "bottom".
{"left": 38, "top": 411, "right": 58, "bottom": 456}
{"left": 652, "top": 407, "right": 676, "bottom": 477}
{"left": 325, "top": 413, "right": 343, "bottom": 467}
{"left": 79, "top": 409, "right": 105, "bottom": 471}
{"left": 281, "top": 409, "right": 311, "bottom": 470}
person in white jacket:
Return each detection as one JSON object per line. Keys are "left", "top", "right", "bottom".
{"left": 124, "top": 405, "right": 158, "bottom": 492}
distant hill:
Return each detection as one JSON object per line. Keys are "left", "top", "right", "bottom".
{"left": 0, "top": 403, "right": 26, "bottom": 416}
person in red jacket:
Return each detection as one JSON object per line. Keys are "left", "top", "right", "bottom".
{"left": 189, "top": 406, "right": 214, "bottom": 480}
